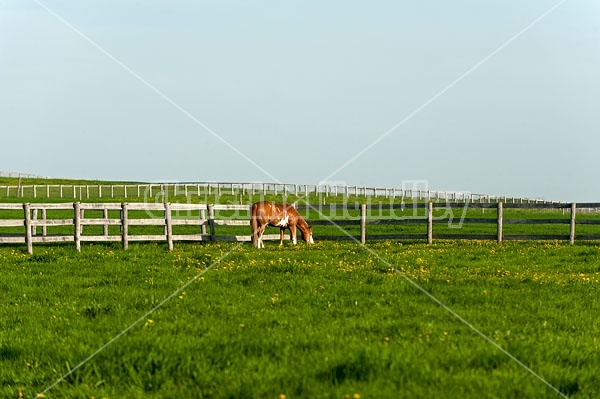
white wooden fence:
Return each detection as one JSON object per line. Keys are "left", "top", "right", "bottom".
{"left": 0, "top": 171, "right": 49, "bottom": 179}
{"left": 0, "top": 181, "right": 557, "bottom": 205}
{"left": 0, "top": 203, "right": 268, "bottom": 254}
{"left": 2, "top": 201, "right": 599, "bottom": 254}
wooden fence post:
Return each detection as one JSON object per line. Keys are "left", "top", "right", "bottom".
{"left": 165, "top": 202, "right": 173, "bottom": 251}
{"left": 24, "top": 203, "right": 33, "bottom": 254}
{"left": 360, "top": 204, "right": 367, "bottom": 244}
{"left": 207, "top": 204, "right": 216, "bottom": 241}
{"left": 427, "top": 202, "right": 433, "bottom": 244}
{"left": 570, "top": 203, "right": 577, "bottom": 245}
{"left": 497, "top": 202, "right": 503, "bottom": 243}
{"left": 42, "top": 208, "right": 47, "bottom": 237}
{"left": 74, "top": 202, "right": 81, "bottom": 252}
{"left": 200, "top": 209, "right": 207, "bottom": 235}
{"left": 103, "top": 208, "right": 109, "bottom": 236}
{"left": 32, "top": 208, "right": 38, "bottom": 236}
{"left": 122, "top": 202, "right": 129, "bottom": 250}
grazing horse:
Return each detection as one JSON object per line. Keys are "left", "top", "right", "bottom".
{"left": 250, "top": 201, "right": 314, "bottom": 248}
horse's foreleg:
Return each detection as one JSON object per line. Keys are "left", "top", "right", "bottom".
{"left": 279, "top": 228, "right": 285, "bottom": 246}
{"left": 290, "top": 225, "right": 297, "bottom": 245}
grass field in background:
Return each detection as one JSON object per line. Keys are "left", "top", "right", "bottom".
{"left": 1, "top": 240, "right": 599, "bottom": 398}
{"left": 1, "top": 186, "right": 599, "bottom": 243}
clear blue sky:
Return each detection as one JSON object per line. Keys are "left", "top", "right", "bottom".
{"left": 1, "top": 1, "right": 599, "bottom": 201}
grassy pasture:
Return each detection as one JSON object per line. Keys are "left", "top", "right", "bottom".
{"left": 1, "top": 240, "right": 600, "bottom": 398}
{"left": 1, "top": 180, "right": 600, "bottom": 397}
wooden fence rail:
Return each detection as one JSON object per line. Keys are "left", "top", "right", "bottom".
{"left": 1, "top": 202, "right": 599, "bottom": 254}
{"left": 0, "top": 182, "right": 564, "bottom": 205}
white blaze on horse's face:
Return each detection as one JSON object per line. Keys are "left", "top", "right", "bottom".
{"left": 307, "top": 227, "right": 314, "bottom": 244}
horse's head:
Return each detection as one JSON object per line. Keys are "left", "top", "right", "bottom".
{"left": 300, "top": 225, "right": 314, "bottom": 244}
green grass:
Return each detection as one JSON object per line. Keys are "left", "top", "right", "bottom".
{"left": 1, "top": 240, "right": 600, "bottom": 398}
{"left": 1, "top": 179, "right": 599, "bottom": 397}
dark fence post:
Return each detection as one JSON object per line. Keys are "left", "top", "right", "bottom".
{"left": 208, "top": 204, "right": 216, "bottom": 241}
{"left": 497, "top": 202, "right": 503, "bottom": 243}
{"left": 570, "top": 203, "right": 577, "bottom": 245}
{"left": 427, "top": 202, "right": 433, "bottom": 244}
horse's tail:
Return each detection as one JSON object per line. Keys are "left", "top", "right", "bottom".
{"left": 250, "top": 203, "right": 259, "bottom": 247}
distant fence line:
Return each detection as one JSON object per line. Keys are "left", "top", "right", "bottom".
{"left": 1, "top": 201, "right": 599, "bottom": 254}
{"left": 0, "top": 181, "right": 559, "bottom": 204}
{"left": 0, "top": 171, "right": 49, "bottom": 179}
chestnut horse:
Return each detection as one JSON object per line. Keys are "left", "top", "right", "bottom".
{"left": 250, "top": 201, "right": 314, "bottom": 248}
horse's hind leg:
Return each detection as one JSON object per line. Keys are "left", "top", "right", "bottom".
{"left": 252, "top": 228, "right": 258, "bottom": 248}
{"left": 255, "top": 225, "right": 263, "bottom": 248}
{"left": 258, "top": 225, "right": 268, "bottom": 249}
{"left": 252, "top": 225, "right": 262, "bottom": 248}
